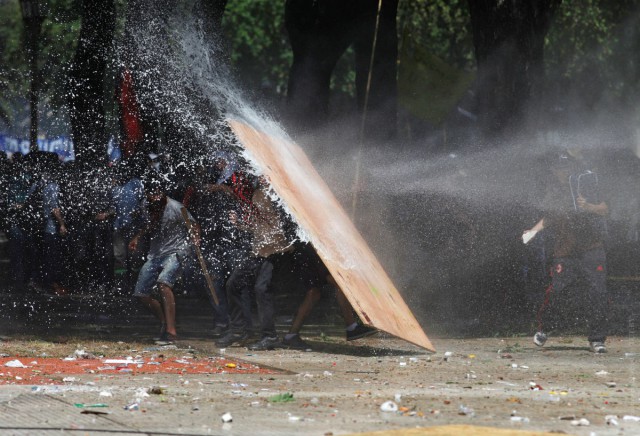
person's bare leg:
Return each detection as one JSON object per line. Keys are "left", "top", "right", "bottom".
{"left": 158, "top": 283, "right": 177, "bottom": 337}
{"left": 138, "top": 295, "right": 166, "bottom": 324}
{"left": 335, "top": 287, "right": 356, "bottom": 326}
{"left": 327, "top": 275, "right": 357, "bottom": 326}
{"left": 329, "top": 275, "right": 377, "bottom": 340}
{"left": 289, "top": 287, "right": 322, "bottom": 334}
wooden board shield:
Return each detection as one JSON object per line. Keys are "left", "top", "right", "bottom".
{"left": 228, "top": 119, "right": 434, "bottom": 352}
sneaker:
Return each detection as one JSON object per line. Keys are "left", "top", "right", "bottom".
{"left": 212, "top": 324, "right": 228, "bottom": 338}
{"left": 281, "top": 334, "right": 312, "bottom": 351}
{"left": 153, "top": 324, "right": 168, "bottom": 342}
{"left": 533, "top": 331, "right": 547, "bottom": 347}
{"left": 346, "top": 324, "right": 378, "bottom": 341}
{"left": 215, "top": 331, "right": 249, "bottom": 348}
{"left": 589, "top": 341, "right": 607, "bottom": 354}
{"left": 155, "top": 334, "right": 178, "bottom": 346}
{"left": 248, "top": 336, "right": 281, "bottom": 351}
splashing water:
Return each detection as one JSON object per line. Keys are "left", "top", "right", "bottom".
{"left": 118, "top": 1, "right": 640, "bottom": 336}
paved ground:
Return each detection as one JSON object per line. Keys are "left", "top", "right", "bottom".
{"left": 0, "top": 290, "right": 638, "bottom": 436}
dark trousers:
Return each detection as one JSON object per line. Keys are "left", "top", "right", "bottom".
{"left": 7, "top": 225, "right": 28, "bottom": 287}
{"left": 537, "top": 248, "right": 608, "bottom": 342}
{"left": 226, "top": 255, "right": 280, "bottom": 339}
{"left": 202, "top": 252, "right": 230, "bottom": 327}
{"left": 43, "top": 233, "right": 62, "bottom": 287}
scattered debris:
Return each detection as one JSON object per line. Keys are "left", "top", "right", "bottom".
{"left": 4, "top": 360, "right": 26, "bottom": 368}
{"left": 606, "top": 415, "right": 619, "bottom": 426}
{"left": 268, "top": 393, "right": 294, "bottom": 403}
{"left": 104, "top": 358, "right": 143, "bottom": 365}
{"left": 623, "top": 415, "right": 640, "bottom": 422}
{"left": 458, "top": 405, "right": 475, "bottom": 417}
{"left": 221, "top": 412, "right": 233, "bottom": 423}
{"left": 571, "top": 418, "right": 590, "bottom": 426}
{"left": 74, "top": 349, "right": 98, "bottom": 359}
{"left": 148, "top": 386, "right": 165, "bottom": 395}
{"left": 380, "top": 401, "right": 398, "bottom": 413}
{"left": 124, "top": 402, "right": 140, "bottom": 411}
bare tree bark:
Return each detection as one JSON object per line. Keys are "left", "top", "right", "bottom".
{"left": 285, "top": 0, "right": 398, "bottom": 142}
{"left": 467, "top": 0, "right": 561, "bottom": 135}
{"left": 66, "top": 0, "right": 116, "bottom": 166}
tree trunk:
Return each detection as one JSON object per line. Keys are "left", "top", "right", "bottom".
{"left": 66, "top": 0, "right": 116, "bottom": 166}
{"left": 285, "top": 0, "right": 398, "bottom": 142}
{"left": 467, "top": 0, "right": 560, "bottom": 135}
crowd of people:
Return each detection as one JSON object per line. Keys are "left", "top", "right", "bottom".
{"left": 0, "top": 150, "right": 376, "bottom": 351}
{"left": 0, "top": 146, "right": 612, "bottom": 353}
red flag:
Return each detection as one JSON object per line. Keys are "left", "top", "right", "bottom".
{"left": 118, "top": 69, "right": 143, "bottom": 158}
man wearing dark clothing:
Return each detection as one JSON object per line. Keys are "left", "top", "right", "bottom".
{"left": 4, "top": 156, "right": 33, "bottom": 290}
{"left": 215, "top": 177, "right": 294, "bottom": 351}
{"left": 524, "top": 152, "right": 609, "bottom": 353}
{"left": 183, "top": 153, "right": 255, "bottom": 335}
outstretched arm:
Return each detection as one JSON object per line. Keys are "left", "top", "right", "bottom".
{"left": 522, "top": 218, "right": 545, "bottom": 244}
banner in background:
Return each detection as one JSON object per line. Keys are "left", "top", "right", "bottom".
{"left": 0, "top": 134, "right": 75, "bottom": 161}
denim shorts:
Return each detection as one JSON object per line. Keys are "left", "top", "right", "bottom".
{"left": 133, "top": 253, "right": 182, "bottom": 297}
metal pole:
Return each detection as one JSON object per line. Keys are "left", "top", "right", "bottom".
{"left": 350, "top": 0, "right": 384, "bottom": 219}
{"left": 27, "top": 18, "right": 42, "bottom": 153}
{"left": 180, "top": 207, "right": 220, "bottom": 306}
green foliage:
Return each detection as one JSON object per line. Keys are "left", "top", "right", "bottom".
{"left": 545, "top": 0, "right": 640, "bottom": 102}
{"left": 2, "top": 0, "right": 638, "bottom": 133}
{"left": 396, "top": 0, "right": 474, "bottom": 124}
{"left": 397, "top": 0, "right": 474, "bottom": 71}
{"left": 39, "top": 0, "right": 82, "bottom": 108}
{"left": 546, "top": 1, "right": 616, "bottom": 80}
{"left": 0, "top": 0, "right": 28, "bottom": 127}
{"left": 222, "top": 0, "right": 357, "bottom": 101}
{"left": 0, "top": 0, "right": 81, "bottom": 131}
{"left": 222, "top": 0, "right": 291, "bottom": 98}
{"left": 268, "top": 392, "right": 295, "bottom": 403}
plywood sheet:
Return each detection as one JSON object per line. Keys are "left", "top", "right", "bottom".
{"left": 228, "top": 119, "right": 434, "bottom": 351}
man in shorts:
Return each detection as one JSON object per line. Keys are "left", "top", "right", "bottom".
{"left": 129, "top": 176, "right": 199, "bottom": 344}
